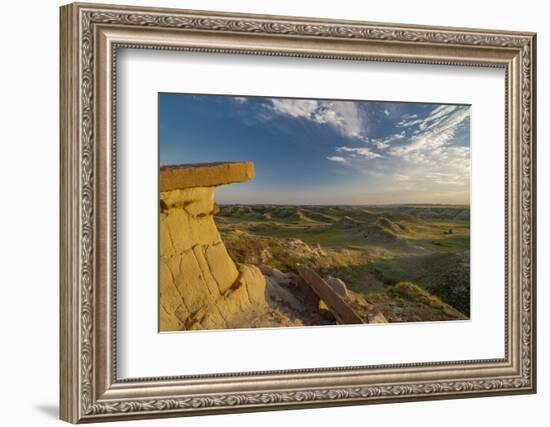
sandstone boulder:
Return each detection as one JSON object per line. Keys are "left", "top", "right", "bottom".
{"left": 159, "top": 162, "right": 278, "bottom": 332}
{"left": 368, "top": 312, "right": 388, "bottom": 323}
{"left": 326, "top": 276, "right": 348, "bottom": 297}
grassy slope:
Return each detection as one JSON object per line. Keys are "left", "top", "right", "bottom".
{"left": 218, "top": 204, "right": 470, "bottom": 322}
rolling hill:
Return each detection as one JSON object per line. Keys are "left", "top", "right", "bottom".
{"left": 217, "top": 204, "right": 470, "bottom": 321}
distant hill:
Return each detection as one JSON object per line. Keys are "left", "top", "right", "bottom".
{"left": 217, "top": 203, "right": 470, "bottom": 320}
{"left": 219, "top": 204, "right": 469, "bottom": 223}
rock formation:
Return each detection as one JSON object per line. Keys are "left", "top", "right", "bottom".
{"left": 159, "top": 161, "right": 386, "bottom": 332}
{"left": 159, "top": 162, "right": 269, "bottom": 331}
{"left": 326, "top": 276, "right": 348, "bottom": 297}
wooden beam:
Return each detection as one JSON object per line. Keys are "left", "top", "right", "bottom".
{"left": 297, "top": 266, "right": 364, "bottom": 325}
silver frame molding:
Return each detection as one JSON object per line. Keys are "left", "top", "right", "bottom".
{"left": 60, "top": 2, "right": 537, "bottom": 423}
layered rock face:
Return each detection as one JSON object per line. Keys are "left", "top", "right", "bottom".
{"left": 159, "top": 162, "right": 385, "bottom": 331}
{"left": 159, "top": 162, "right": 268, "bottom": 331}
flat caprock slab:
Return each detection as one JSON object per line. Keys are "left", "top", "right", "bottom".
{"left": 160, "top": 161, "right": 255, "bottom": 191}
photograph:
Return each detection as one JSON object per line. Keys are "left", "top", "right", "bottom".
{"left": 57, "top": 3, "right": 536, "bottom": 422}
{"left": 158, "top": 94, "right": 471, "bottom": 332}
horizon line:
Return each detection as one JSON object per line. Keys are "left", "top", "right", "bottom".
{"left": 217, "top": 202, "right": 470, "bottom": 207}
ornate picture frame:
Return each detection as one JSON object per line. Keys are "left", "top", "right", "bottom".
{"left": 60, "top": 2, "right": 536, "bottom": 423}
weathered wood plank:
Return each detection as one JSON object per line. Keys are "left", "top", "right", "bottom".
{"left": 297, "top": 266, "right": 364, "bottom": 325}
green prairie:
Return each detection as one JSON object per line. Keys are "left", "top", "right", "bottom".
{"left": 217, "top": 204, "right": 470, "bottom": 322}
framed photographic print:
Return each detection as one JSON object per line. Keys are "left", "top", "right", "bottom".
{"left": 60, "top": 2, "right": 537, "bottom": 423}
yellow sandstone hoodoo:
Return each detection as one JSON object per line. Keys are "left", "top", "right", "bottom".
{"left": 159, "top": 161, "right": 384, "bottom": 331}
{"left": 159, "top": 162, "right": 267, "bottom": 331}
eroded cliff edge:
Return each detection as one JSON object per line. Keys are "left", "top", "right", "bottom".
{"left": 159, "top": 162, "right": 356, "bottom": 331}
{"left": 159, "top": 162, "right": 272, "bottom": 331}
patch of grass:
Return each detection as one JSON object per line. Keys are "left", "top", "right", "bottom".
{"left": 318, "top": 263, "right": 385, "bottom": 294}
{"left": 217, "top": 204, "right": 470, "bottom": 319}
{"left": 366, "top": 282, "right": 468, "bottom": 322}
{"left": 416, "top": 235, "right": 470, "bottom": 252}
{"left": 221, "top": 229, "right": 364, "bottom": 273}
{"left": 367, "top": 252, "right": 470, "bottom": 316}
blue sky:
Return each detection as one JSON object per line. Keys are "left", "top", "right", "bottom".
{"left": 159, "top": 93, "right": 470, "bottom": 205}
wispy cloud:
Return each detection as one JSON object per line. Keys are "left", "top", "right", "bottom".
{"left": 390, "top": 106, "right": 469, "bottom": 159}
{"left": 397, "top": 105, "right": 458, "bottom": 131}
{"left": 336, "top": 146, "right": 382, "bottom": 159}
{"left": 368, "top": 131, "right": 406, "bottom": 150}
{"left": 232, "top": 96, "right": 248, "bottom": 104}
{"left": 326, "top": 156, "right": 348, "bottom": 164}
{"left": 325, "top": 130, "right": 405, "bottom": 164}
{"left": 386, "top": 105, "right": 471, "bottom": 189}
{"left": 268, "top": 99, "right": 318, "bottom": 118}
{"left": 266, "top": 99, "right": 366, "bottom": 140}
{"left": 325, "top": 104, "right": 470, "bottom": 197}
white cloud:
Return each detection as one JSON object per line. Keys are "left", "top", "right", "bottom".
{"left": 265, "top": 100, "right": 470, "bottom": 202}
{"left": 232, "top": 96, "right": 248, "bottom": 104}
{"left": 391, "top": 107, "right": 469, "bottom": 159}
{"left": 387, "top": 106, "right": 471, "bottom": 190}
{"left": 397, "top": 118, "right": 424, "bottom": 127}
{"left": 372, "top": 140, "right": 389, "bottom": 150}
{"left": 383, "top": 108, "right": 391, "bottom": 117}
{"left": 269, "top": 99, "right": 318, "bottom": 118}
{"left": 266, "top": 99, "right": 366, "bottom": 140}
{"left": 427, "top": 105, "right": 457, "bottom": 121}
{"left": 397, "top": 105, "right": 459, "bottom": 130}
{"left": 336, "top": 146, "right": 382, "bottom": 159}
{"left": 369, "top": 131, "right": 406, "bottom": 150}
{"left": 326, "top": 156, "right": 348, "bottom": 163}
